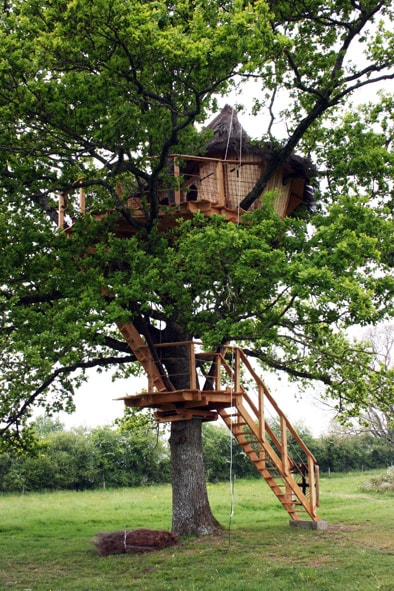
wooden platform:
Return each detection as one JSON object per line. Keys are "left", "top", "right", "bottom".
{"left": 121, "top": 388, "right": 242, "bottom": 422}
{"left": 72, "top": 200, "right": 244, "bottom": 238}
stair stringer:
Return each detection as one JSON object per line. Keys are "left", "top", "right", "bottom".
{"left": 117, "top": 322, "right": 168, "bottom": 392}
{"left": 219, "top": 400, "right": 320, "bottom": 522}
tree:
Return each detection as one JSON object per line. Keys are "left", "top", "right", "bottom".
{"left": 1, "top": 1, "right": 394, "bottom": 535}
{"left": 0, "top": 420, "right": 170, "bottom": 492}
{"left": 312, "top": 431, "right": 393, "bottom": 472}
{"left": 346, "top": 325, "right": 394, "bottom": 444}
{"left": 31, "top": 415, "right": 65, "bottom": 436}
{"left": 91, "top": 423, "right": 169, "bottom": 488}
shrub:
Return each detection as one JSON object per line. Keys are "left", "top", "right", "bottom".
{"left": 360, "top": 466, "right": 394, "bottom": 494}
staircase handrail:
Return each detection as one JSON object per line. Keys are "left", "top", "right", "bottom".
{"left": 217, "top": 350, "right": 299, "bottom": 472}
{"left": 236, "top": 348, "right": 318, "bottom": 464}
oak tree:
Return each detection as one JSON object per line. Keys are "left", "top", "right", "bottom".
{"left": 1, "top": 0, "right": 394, "bottom": 535}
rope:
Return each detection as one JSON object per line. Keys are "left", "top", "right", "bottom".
{"left": 237, "top": 124, "right": 242, "bottom": 225}
{"left": 222, "top": 107, "right": 243, "bottom": 224}
{"left": 224, "top": 108, "right": 234, "bottom": 162}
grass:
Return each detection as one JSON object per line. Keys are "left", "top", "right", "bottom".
{"left": 0, "top": 470, "right": 393, "bottom": 591}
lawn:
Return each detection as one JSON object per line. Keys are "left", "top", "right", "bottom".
{"left": 0, "top": 471, "right": 393, "bottom": 591}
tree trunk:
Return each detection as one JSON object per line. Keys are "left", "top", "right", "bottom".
{"left": 170, "top": 418, "right": 221, "bottom": 536}
{"left": 157, "top": 324, "right": 221, "bottom": 536}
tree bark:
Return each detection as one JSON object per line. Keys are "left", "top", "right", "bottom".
{"left": 170, "top": 418, "right": 221, "bottom": 536}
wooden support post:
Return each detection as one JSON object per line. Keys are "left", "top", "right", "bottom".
{"left": 189, "top": 342, "right": 196, "bottom": 390}
{"left": 58, "top": 192, "right": 65, "bottom": 228}
{"left": 216, "top": 161, "right": 225, "bottom": 206}
{"left": 215, "top": 353, "right": 221, "bottom": 391}
{"left": 308, "top": 456, "right": 317, "bottom": 515}
{"left": 258, "top": 384, "right": 265, "bottom": 442}
{"left": 174, "top": 160, "right": 181, "bottom": 205}
{"left": 280, "top": 416, "right": 289, "bottom": 477}
{"left": 234, "top": 348, "right": 241, "bottom": 392}
{"left": 315, "top": 464, "right": 320, "bottom": 508}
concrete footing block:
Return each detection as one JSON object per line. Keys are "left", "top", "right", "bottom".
{"left": 289, "top": 520, "right": 328, "bottom": 530}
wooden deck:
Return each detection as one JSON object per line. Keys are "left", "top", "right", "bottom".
{"left": 93, "top": 200, "right": 245, "bottom": 238}
{"left": 122, "top": 387, "right": 242, "bottom": 422}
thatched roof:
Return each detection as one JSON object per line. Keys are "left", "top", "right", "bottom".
{"left": 204, "top": 104, "right": 263, "bottom": 157}
{"left": 204, "top": 105, "right": 317, "bottom": 180}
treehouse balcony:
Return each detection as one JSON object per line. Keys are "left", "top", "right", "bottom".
{"left": 59, "top": 106, "right": 315, "bottom": 234}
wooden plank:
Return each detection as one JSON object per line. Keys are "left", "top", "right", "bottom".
{"left": 280, "top": 415, "right": 290, "bottom": 477}
{"left": 155, "top": 409, "right": 218, "bottom": 423}
{"left": 216, "top": 161, "right": 225, "bottom": 206}
{"left": 169, "top": 153, "right": 263, "bottom": 165}
{"left": 189, "top": 342, "right": 197, "bottom": 390}
{"left": 173, "top": 160, "right": 181, "bottom": 205}
{"left": 121, "top": 389, "right": 241, "bottom": 409}
{"left": 58, "top": 192, "right": 65, "bottom": 228}
{"left": 117, "top": 323, "right": 167, "bottom": 392}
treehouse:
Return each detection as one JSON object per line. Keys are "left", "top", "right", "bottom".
{"left": 59, "top": 105, "right": 316, "bottom": 234}
{"left": 166, "top": 104, "right": 315, "bottom": 218}
{"left": 59, "top": 106, "right": 326, "bottom": 528}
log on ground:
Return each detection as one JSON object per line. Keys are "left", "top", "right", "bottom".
{"left": 94, "top": 528, "right": 179, "bottom": 555}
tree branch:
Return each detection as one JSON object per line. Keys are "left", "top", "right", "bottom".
{"left": 0, "top": 354, "right": 135, "bottom": 435}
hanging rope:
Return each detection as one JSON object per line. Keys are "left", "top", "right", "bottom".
{"left": 237, "top": 123, "right": 243, "bottom": 225}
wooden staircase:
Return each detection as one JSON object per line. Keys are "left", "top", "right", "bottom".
{"left": 220, "top": 407, "right": 320, "bottom": 522}
{"left": 118, "top": 332, "right": 325, "bottom": 527}
{"left": 216, "top": 348, "right": 322, "bottom": 525}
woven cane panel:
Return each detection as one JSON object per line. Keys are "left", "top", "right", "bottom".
{"left": 224, "top": 156, "right": 262, "bottom": 210}
{"left": 198, "top": 161, "right": 219, "bottom": 203}
{"left": 265, "top": 169, "right": 290, "bottom": 217}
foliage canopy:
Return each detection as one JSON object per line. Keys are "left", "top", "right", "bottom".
{"left": 1, "top": 0, "right": 394, "bottom": 449}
